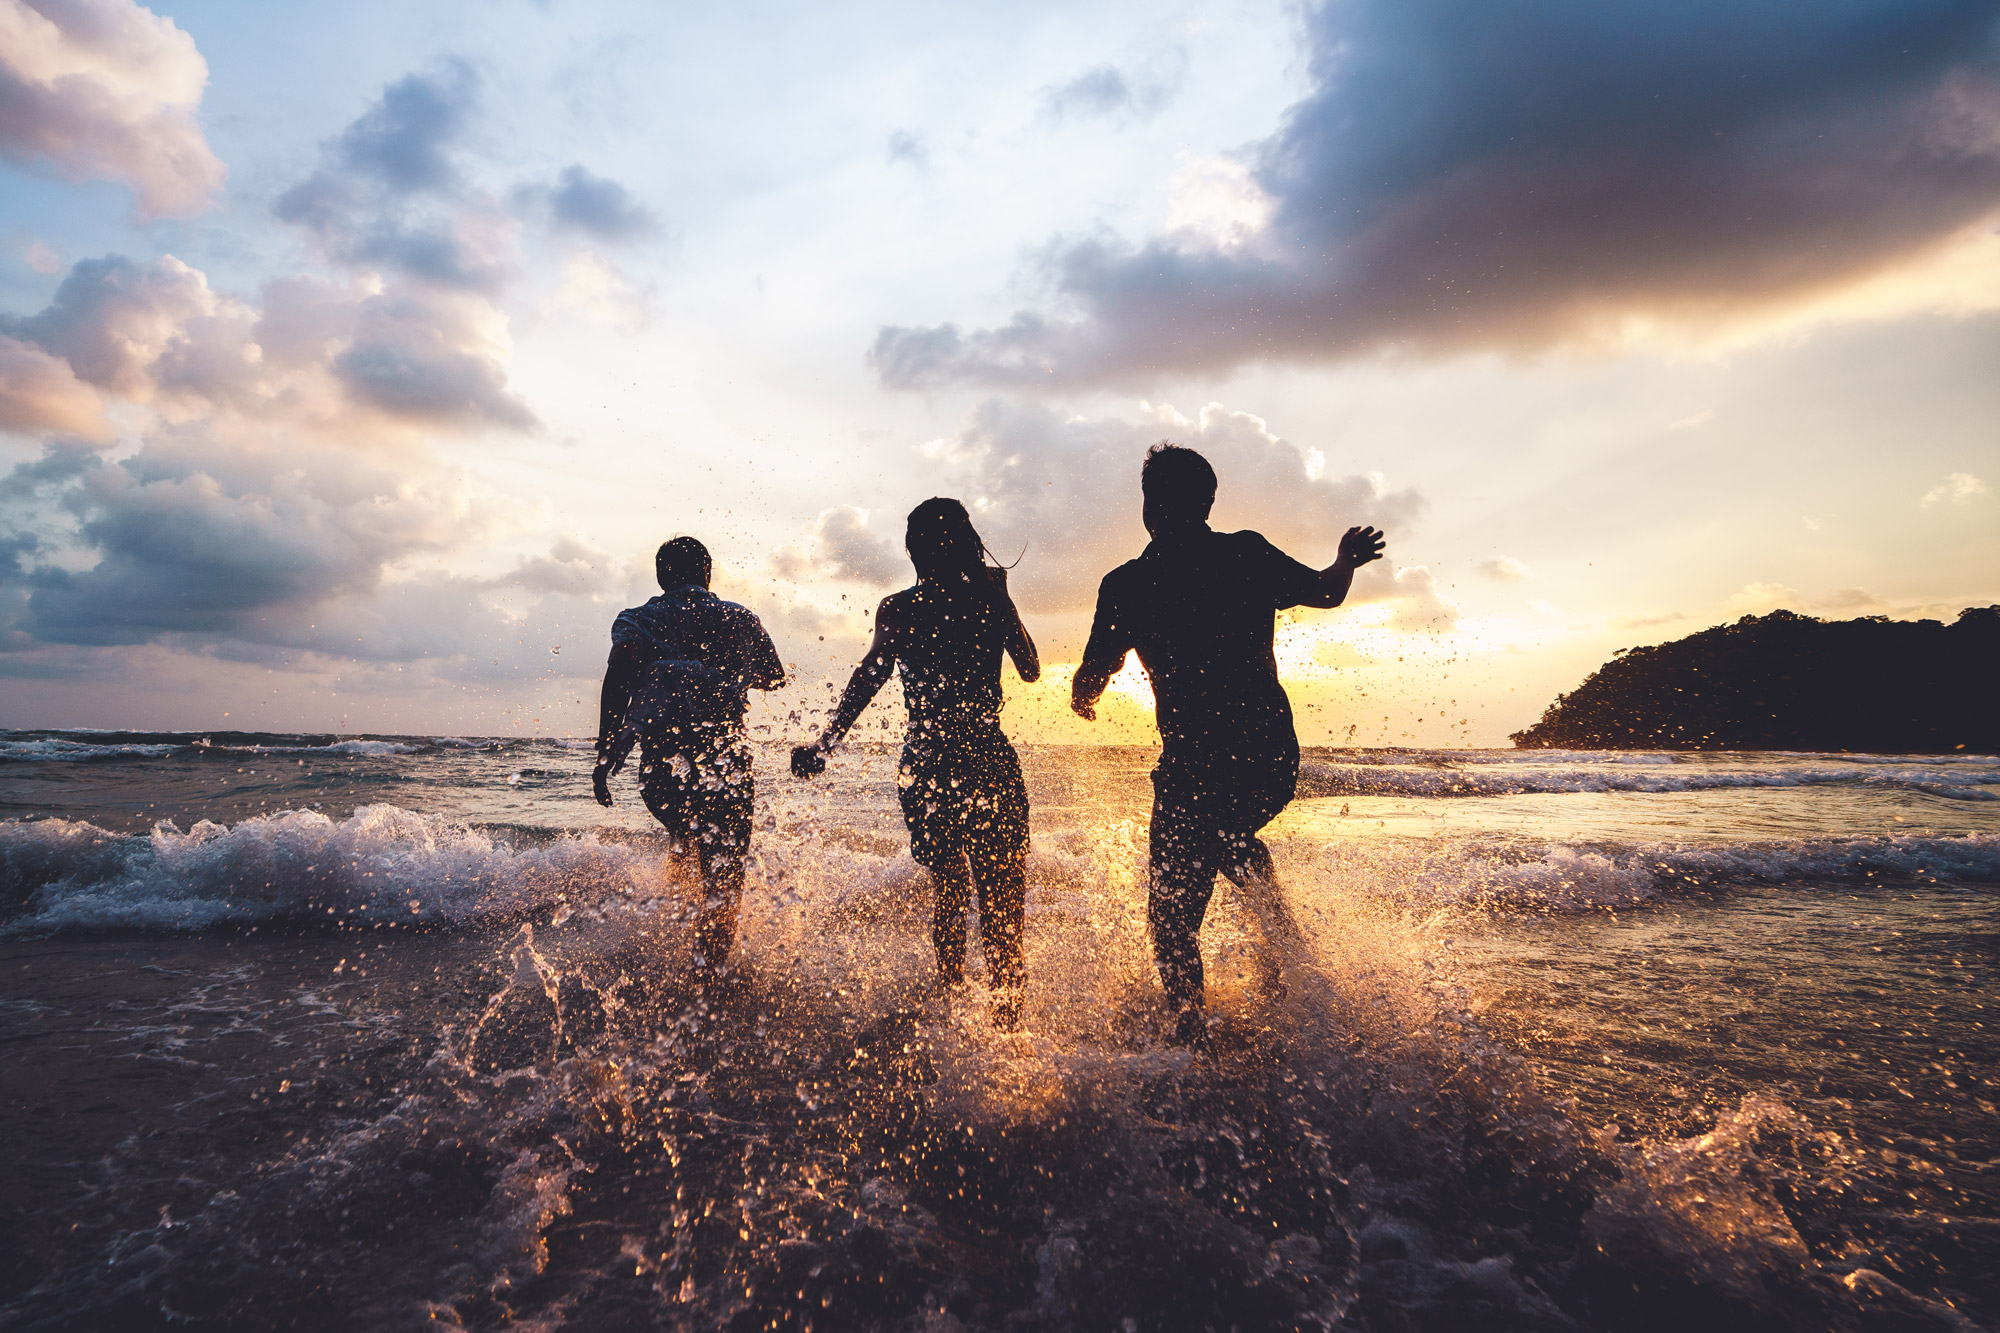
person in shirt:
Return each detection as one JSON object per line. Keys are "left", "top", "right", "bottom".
{"left": 593, "top": 536, "right": 786, "bottom": 970}
{"left": 793, "top": 499, "right": 1040, "bottom": 1028}
{"left": 1070, "top": 444, "right": 1385, "bottom": 1047}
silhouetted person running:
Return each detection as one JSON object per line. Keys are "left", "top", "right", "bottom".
{"left": 594, "top": 537, "right": 786, "bottom": 971}
{"left": 1071, "top": 444, "right": 1384, "bottom": 1048}
{"left": 793, "top": 499, "right": 1040, "bottom": 1028}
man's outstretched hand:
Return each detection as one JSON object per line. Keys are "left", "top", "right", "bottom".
{"left": 1337, "top": 525, "right": 1386, "bottom": 568}
{"left": 592, "top": 762, "right": 613, "bottom": 807}
{"left": 791, "top": 744, "right": 827, "bottom": 778}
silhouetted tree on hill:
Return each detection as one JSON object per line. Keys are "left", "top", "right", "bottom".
{"left": 1511, "top": 607, "right": 2000, "bottom": 752}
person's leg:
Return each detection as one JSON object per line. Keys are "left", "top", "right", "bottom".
{"left": 1148, "top": 767, "right": 1221, "bottom": 1033}
{"left": 899, "top": 739, "right": 976, "bottom": 987}
{"left": 969, "top": 844, "right": 1026, "bottom": 1026}
{"left": 688, "top": 747, "right": 755, "bottom": 971}
{"left": 690, "top": 839, "right": 745, "bottom": 967}
{"left": 1212, "top": 772, "right": 1308, "bottom": 995}
{"left": 1217, "top": 831, "right": 1277, "bottom": 888}
{"left": 928, "top": 850, "right": 973, "bottom": 986}
{"left": 1215, "top": 749, "right": 1295, "bottom": 889}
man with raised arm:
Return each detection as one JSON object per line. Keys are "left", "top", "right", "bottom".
{"left": 593, "top": 537, "right": 786, "bottom": 972}
{"left": 1070, "top": 444, "right": 1385, "bottom": 1048}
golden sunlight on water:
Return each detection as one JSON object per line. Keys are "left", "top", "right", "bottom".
{"left": 0, "top": 735, "right": 1994, "bottom": 1327}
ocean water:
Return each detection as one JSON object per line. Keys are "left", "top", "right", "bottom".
{"left": 1, "top": 731, "right": 1995, "bottom": 1331}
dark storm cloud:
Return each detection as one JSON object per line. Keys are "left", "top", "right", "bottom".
{"left": 874, "top": 0, "right": 2000, "bottom": 388}
{"left": 545, "top": 165, "right": 659, "bottom": 240}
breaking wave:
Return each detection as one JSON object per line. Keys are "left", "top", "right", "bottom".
{"left": 0, "top": 805, "right": 672, "bottom": 934}
{"left": 0, "top": 729, "right": 529, "bottom": 763}
{"left": 1300, "top": 759, "right": 2000, "bottom": 801}
{"left": 6, "top": 801, "right": 1995, "bottom": 937}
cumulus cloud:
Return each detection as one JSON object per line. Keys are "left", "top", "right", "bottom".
{"left": 544, "top": 164, "right": 657, "bottom": 240}
{"left": 0, "top": 432, "right": 639, "bottom": 678}
{"left": 1478, "top": 556, "right": 1531, "bottom": 582}
{"left": 335, "top": 287, "right": 538, "bottom": 430}
{"left": 0, "top": 333, "right": 111, "bottom": 438}
{"left": 1921, "top": 471, "right": 1988, "bottom": 507}
{"left": 908, "top": 397, "right": 1424, "bottom": 614}
{"left": 500, "top": 535, "right": 622, "bottom": 597}
{"left": 0, "top": 57, "right": 572, "bottom": 692}
{"left": 1, "top": 435, "right": 471, "bottom": 646}
{"left": 773, "top": 506, "right": 903, "bottom": 587}
{"left": 275, "top": 62, "right": 513, "bottom": 292}
{"left": 1162, "top": 153, "right": 1273, "bottom": 252}
{"left": 0, "top": 252, "right": 537, "bottom": 433}
{"left": 336, "top": 60, "right": 473, "bottom": 193}
{"left": 0, "top": 55, "right": 552, "bottom": 437}
{"left": 3, "top": 252, "right": 213, "bottom": 392}
{"left": 0, "top": 0, "right": 225, "bottom": 218}
{"left": 1350, "top": 561, "right": 1460, "bottom": 630}
{"left": 873, "top": 0, "right": 2000, "bottom": 388}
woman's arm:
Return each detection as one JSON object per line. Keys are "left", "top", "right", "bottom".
{"left": 809, "top": 598, "right": 901, "bottom": 755}
{"left": 989, "top": 567, "right": 1040, "bottom": 682}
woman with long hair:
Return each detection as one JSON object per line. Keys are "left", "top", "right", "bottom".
{"left": 793, "top": 498, "right": 1039, "bottom": 1027}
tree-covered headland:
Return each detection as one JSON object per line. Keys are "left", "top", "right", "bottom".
{"left": 1511, "top": 607, "right": 2000, "bottom": 752}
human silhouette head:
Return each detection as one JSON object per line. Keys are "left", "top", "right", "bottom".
{"left": 905, "top": 497, "right": 987, "bottom": 585}
{"left": 656, "top": 536, "right": 712, "bottom": 590}
{"left": 1141, "top": 442, "right": 1217, "bottom": 533}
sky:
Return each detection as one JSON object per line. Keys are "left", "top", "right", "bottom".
{"left": 1, "top": 0, "right": 1996, "bottom": 746}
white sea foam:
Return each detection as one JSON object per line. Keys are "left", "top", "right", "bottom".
{"left": 1304, "top": 831, "right": 2000, "bottom": 914}
{"left": 0, "top": 805, "right": 679, "bottom": 934}
{"left": 1323, "top": 748, "right": 1683, "bottom": 767}
{"left": 3, "top": 735, "right": 433, "bottom": 761}
{"left": 216, "top": 739, "right": 426, "bottom": 756}
{"left": 1299, "top": 761, "right": 2000, "bottom": 801}
{"left": 6, "top": 795, "right": 1995, "bottom": 935}
{"left": 0, "top": 738, "right": 181, "bottom": 762}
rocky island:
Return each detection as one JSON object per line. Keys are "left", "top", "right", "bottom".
{"left": 1512, "top": 607, "right": 2000, "bottom": 752}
